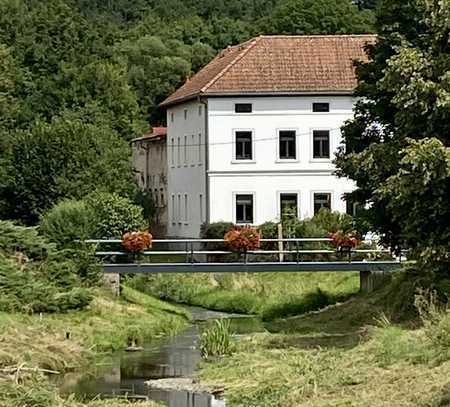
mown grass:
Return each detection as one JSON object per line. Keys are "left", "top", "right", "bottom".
{"left": 200, "top": 283, "right": 450, "bottom": 407}
{"left": 128, "top": 272, "right": 360, "bottom": 320}
{"left": 0, "top": 287, "right": 188, "bottom": 407}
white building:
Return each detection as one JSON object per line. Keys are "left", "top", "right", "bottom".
{"left": 161, "top": 35, "right": 375, "bottom": 238}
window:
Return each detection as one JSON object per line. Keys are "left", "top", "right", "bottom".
{"left": 198, "top": 105, "right": 202, "bottom": 116}
{"left": 184, "top": 194, "right": 188, "bottom": 223}
{"left": 345, "top": 195, "right": 359, "bottom": 217}
{"left": 171, "top": 195, "right": 175, "bottom": 224}
{"left": 171, "top": 138, "right": 175, "bottom": 166}
{"left": 280, "top": 193, "right": 298, "bottom": 219}
{"left": 198, "top": 134, "right": 202, "bottom": 164}
{"left": 199, "top": 194, "right": 204, "bottom": 223}
{"left": 170, "top": 112, "right": 174, "bottom": 122}
{"left": 279, "top": 130, "right": 296, "bottom": 160}
{"left": 313, "top": 102, "right": 329, "bottom": 112}
{"left": 184, "top": 109, "right": 188, "bottom": 120}
{"left": 236, "top": 194, "right": 254, "bottom": 224}
{"left": 235, "top": 103, "right": 252, "bottom": 113}
{"left": 235, "top": 131, "right": 253, "bottom": 160}
{"left": 184, "top": 135, "right": 188, "bottom": 165}
{"left": 177, "top": 194, "right": 182, "bottom": 224}
{"left": 177, "top": 137, "right": 181, "bottom": 166}
{"left": 314, "top": 193, "right": 331, "bottom": 215}
{"left": 313, "top": 130, "right": 330, "bottom": 159}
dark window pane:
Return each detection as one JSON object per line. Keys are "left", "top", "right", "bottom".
{"left": 314, "top": 193, "right": 331, "bottom": 215}
{"left": 279, "top": 131, "right": 296, "bottom": 159}
{"left": 235, "top": 131, "right": 252, "bottom": 160}
{"left": 236, "top": 194, "right": 253, "bottom": 223}
{"left": 313, "top": 130, "right": 330, "bottom": 158}
{"left": 280, "top": 193, "right": 298, "bottom": 218}
{"left": 235, "top": 103, "right": 252, "bottom": 113}
{"left": 313, "top": 102, "right": 330, "bottom": 112}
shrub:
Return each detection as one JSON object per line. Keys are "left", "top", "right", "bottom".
{"left": 200, "top": 319, "right": 236, "bottom": 358}
{"left": 39, "top": 199, "right": 94, "bottom": 246}
{"left": 85, "top": 192, "right": 146, "bottom": 238}
{"left": 0, "top": 221, "right": 94, "bottom": 313}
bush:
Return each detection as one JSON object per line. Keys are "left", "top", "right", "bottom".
{"left": 40, "top": 200, "right": 94, "bottom": 246}
{"left": 0, "top": 221, "right": 94, "bottom": 313}
{"left": 84, "top": 192, "right": 146, "bottom": 238}
{"left": 41, "top": 192, "right": 146, "bottom": 244}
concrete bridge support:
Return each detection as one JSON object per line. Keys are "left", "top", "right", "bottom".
{"left": 360, "top": 270, "right": 391, "bottom": 293}
{"left": 102, "top": 273, "right": 121, "bottom": 297}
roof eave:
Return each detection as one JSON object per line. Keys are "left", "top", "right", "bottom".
{"left": 160, "top": 89, "right": 355, "bottom": 107}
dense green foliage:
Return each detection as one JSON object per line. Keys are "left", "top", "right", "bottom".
{"left": 0, "top": 221, "right": 96, "bottom": 313}
{"left": 336, "top": 0, "right": 450, "bottom": 263}
{"left": 0, "top": 0, "right": 374, "bottom": 225}
{"left": 41, "top": 192, "right": 146, "bottom": 243}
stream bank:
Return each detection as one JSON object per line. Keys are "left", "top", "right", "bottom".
{"left": 57, "top": 306, "right": 265, "bottom": 407}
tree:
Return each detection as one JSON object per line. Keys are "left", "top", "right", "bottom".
{"left": 0, "top": 115, "right": 137, "bottom": 224}
{"left": 335, "top": 0, "right": 450, "bottom": 256}
{"left": 259, "top": 0, "right": 375, "bottom": 35}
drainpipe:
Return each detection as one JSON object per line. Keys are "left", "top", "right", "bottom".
{"left": 199, "top": 96, "right": 210, "bottom": 225}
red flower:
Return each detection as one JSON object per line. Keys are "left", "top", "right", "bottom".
{"left": 224, "top": 226, "right": 261, "bottom": 252}
{"left": 329, "top": 230, "right": 361, "bottom": 249}
{"left": 122, "top": 231, "right": 153, "bottom": 253}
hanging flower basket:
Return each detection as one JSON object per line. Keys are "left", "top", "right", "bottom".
{"left": 224, "top": 226, "right": 261, "bottom": 253}
{"left": 122, "top": 230, "right": 153, "bottom": 253}
{"left": 329, "top": 230, "right": 361, "bottom": 253}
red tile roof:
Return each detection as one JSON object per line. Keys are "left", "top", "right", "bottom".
{"left": 132, "top": 126, "right": 167, "bottom": 143}
{"left": 161, "top": 35, "right": 376, "bottom": 107}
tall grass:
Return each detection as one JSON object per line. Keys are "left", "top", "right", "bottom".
{"left": 200, "top": 319, "right": 236, "bottom": 358}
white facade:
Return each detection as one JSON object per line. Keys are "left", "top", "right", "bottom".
{"left": 167, "top": 96, "right": 356, "bottom": 238}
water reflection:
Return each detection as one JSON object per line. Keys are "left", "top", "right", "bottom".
{"left": 59, "top": 309, "right": 264, "bottom": 407}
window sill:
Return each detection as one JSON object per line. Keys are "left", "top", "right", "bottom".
{"left": 310, "top": 158, "right": 332, "bottom": 163}
{"left": 231, "top": 160, "right": 256, "bottom": 164}
{"left": 275, "top": 159, "right": 299, "bottom": 163}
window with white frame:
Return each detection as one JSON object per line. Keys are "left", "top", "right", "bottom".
{"left": 170, "top": 138, "right": 175, "bottom": 166}
{"left": 171, "top": 195, "right": 175, "bottom": 224}
{"left": 198, "top": 105, "right": 202, "bottom": 116}
{"left": 314, "top": 193, "right": 331, "bottom": 215}
{"left": 184, "top": 135, "right": 188, "bottom": 165}
{"left": 184, "top": 194, "right": 188, "bottom": 223}
{"left": 199, "top": 194, "right": 204, "bottom": 223}
{"left": 236, "top": 194, "right": 254, "bottom": 224}
{"left": 280, "top": 193, "right": 298, "bottom": 219}
{"left": 313, "top": 130, "right": 330, "bottom": 159}
{"left": 170, "top": 112, "right": 174, "bottom": 122}
{"left": 177, "top": 194, "right": 182, "bottom": 224}
{"left": 191, "top": 135, "right": 195, "bottom": 165}
{"left": 235, "top": 131, "right": 253, "bottom": 160}
{"left": 184, "top": 109, "right": 188, "bottom": 120}
{"left": 279, "top": 130, "right": 296, "bottom": 160}
{"left": 177, "top": 137, "right": 181, "bottom": 166}
{"left": 198, "top": 134, "right": 202, "bottom": 164}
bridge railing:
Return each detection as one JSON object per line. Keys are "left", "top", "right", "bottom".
{"left": 83, "top": 237, "right": 401, "bottom": 262}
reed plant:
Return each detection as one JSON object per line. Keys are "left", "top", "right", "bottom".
{"left": 200, "top": 319, "right": 236, "bottom": 358}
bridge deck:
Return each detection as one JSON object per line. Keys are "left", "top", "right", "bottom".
{"left": 103, "top": 261, "right": 402, "bottom": 274}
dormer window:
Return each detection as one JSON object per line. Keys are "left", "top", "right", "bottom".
{"left": 235, "top": 103, "right": 252, "bottom": 113}
{"left": 313, "top": 102, "right": 330, "bottom": 112}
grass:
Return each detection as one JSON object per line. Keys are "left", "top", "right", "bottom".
{"left": 200, "top": 319, "right": 236, "bottom": 358}
{"left": 199, "top": 283, "right": 450, "bottom": 407}
{"left": 128, "top": 271, "right": 360, "bottom": 320}
{"left": 0, "top": 287, "right": 188, "bottom": 406}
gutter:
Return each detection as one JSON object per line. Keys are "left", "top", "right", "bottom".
{"left": 199, "top": 96, "right": 210, "bottom": 225}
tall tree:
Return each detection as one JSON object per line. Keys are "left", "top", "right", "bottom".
{"left": 335, "top": 0, "right": 450, "bottom": 256}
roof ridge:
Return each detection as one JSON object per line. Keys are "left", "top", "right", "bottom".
{"left": 200, "top": 37, "right": 262, "bottom": 93}
{"left": 258, "top": 34, "right": 376, "bottom": 38}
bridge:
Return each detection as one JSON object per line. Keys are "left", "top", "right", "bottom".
{"left": 87, "top": 238, "right": 407, "bottom": 293}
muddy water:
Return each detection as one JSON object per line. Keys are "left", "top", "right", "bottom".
{"left": 58, "top": 307, "right": 265, "bottom": 407}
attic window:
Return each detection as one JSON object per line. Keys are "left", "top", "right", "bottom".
{"left": 235, "top": 103, "right": 252, "bottom": 113}
{"left": 313, "top": 102, "right": 330, "bottom": 112}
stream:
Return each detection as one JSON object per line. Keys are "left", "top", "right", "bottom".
{"left": 57, "top": 307, "right": 265, "bottom": 407}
